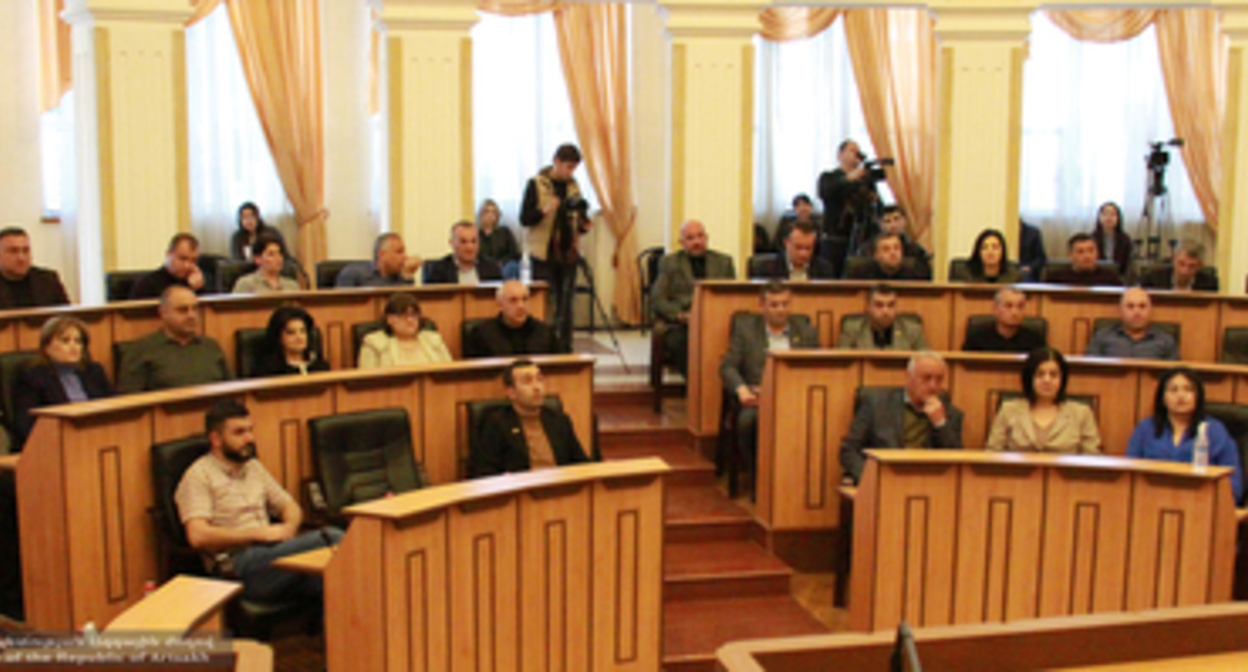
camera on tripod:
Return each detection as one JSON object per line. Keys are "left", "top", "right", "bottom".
{"left": 860, "top": 155, "right": 895, "bottom": 185}
{"left": 1147, "top": 138, "right": 1184, "bottom": 194}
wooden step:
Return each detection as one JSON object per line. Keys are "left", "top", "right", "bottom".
{"left": 664, "top": 484, "right": 760, "bottom": 542}
{"left": 602, "top": 443, "right": 712, "bottom": 487}
{"left": 665, "top": 540, "right": 792, "bottom": 601}
{"left": 662, "top": 595, "right": 827, "bottom": 672}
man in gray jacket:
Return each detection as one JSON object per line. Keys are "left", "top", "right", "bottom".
{"left": 838, "top": 284, "right": 928, "bottom": 350}
{"left": 652, "top": 220, "right": 736, "bottom": 374}
{"left": 720, "top": 281, "right": 820, "bottom": 465}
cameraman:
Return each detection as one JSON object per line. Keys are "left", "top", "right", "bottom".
{"left": 818, "top": 139, "right": 882, "bottom": 275}
{"left": 520, "top": 143, "right": 590, "bottom": 353}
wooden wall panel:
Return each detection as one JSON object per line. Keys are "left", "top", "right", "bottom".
{"left": 949, "top": 359, "right": 1022, "bottom": 450}
{"left": 325, "top": 517, "right": 387, "bottom": 672}
{"left": 384, "top": 512, "right": 450, "bottom": 672}
{"left": 450, "top": 497, "right": 520, "bottom": 672}
{"left": 1038, "top": 294, "right": 1122, "bottom": 356}
{"left": 1126, "top": 475, "right": 1218, "bottom": 611}
{"left": 688, "top": 286, "right": 763, "bottom": 436}
{"left": 16, "top": 421, "right": 69, "bottom": 630}
{"left": 519, "top": 486, "right": 592, "bottom": 672}
{"left": 592, "top": 476, "right": 664, "bottom": 672}
{"left": 1039, "top": 468, "right": 1133, "bottom": 618}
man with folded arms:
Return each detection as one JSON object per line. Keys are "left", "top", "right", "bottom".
{"left": 962, "top": 287, "right": 1047, "bottom": 353}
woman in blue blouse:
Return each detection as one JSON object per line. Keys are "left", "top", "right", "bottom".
{"left": 1126, "top": 367, "right": 1243, "bottom": 502}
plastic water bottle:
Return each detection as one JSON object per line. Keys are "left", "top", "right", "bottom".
{"left": 82, "top": 621, "right": 98, "bottom": 646}
{"left": 1193, "top": 421, "right": 1209, "bottom": 470}
{"left": 520, "top": 252, "right": 533, "bottom": 285}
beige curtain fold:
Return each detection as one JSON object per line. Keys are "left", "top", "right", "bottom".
{"left": 226, "top": 0, "right": 328, "bottom": 265}
{"left": 1156, "top": 9, "right": 1225, "bottom": 230}
{"left": 187, "top": 0, "right": 225, "bottom": 27}
{"left": 759, "top": 7, "right": 843, "bottom": 43}
{"left": 553, "top": 3, "right": 640, "bottom": 323}
{"left": 844, "top": 9, "right": 938, "bottom": 246}
{"left": 479, "top": 0, "right": 559, "bottom": 17}
{"left": 1045, "top": 9, "right": 1158, "bottom": 43}
{"left": 368, "top": 9, "right": 380, "bottom": 115}
{"left": 37, "top": 0, "right": 72, "bottom": 113}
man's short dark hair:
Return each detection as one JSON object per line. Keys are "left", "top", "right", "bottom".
{"left": 881, "top": 205, "right": 905, "bottom": 218}
{"left": 760, "top": 279, "right": 789, "bottom": 300}
{"left": 788, "top": 221, "right": 818, "bottom": 239}
{"left": 873, "top": 232, "right": 902, "bottom": 250}
{"left": 1067, "top": 232, "right": 1095, "bottom": 251}
{"left": 449, "top": 220, "right": 475, "bottom": 237}
{"left": 837, "top": 139, "right": 855, "bottom": 153}
{"left": 0, "top": 227, "right": 29, "bottom": 242}
{"left": 373, "top": 232, "right": 402, "bottom": 261}
{"left": 553, "top": 144, "right": 582, "bottom": 164}
{"left": 167, "top": 233, "right": 199, "bottom": 253}
{"left": 868, "top": 283, "right": 896, "bottom": 301}
{"left": 206, "top": 398, "right": 249, "bottom": 435}
{"left": 791, "top": 194, "right": 812, "bottom": 208}
{"left": 503, "top": 358, "right": 537, "bottom": 388}
{"left": 250, "top": 231, "right": 285, "bottom": 260}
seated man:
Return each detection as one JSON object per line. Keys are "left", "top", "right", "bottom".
{"left": 652, "top": 220, "right": 736, "bottom": 375}
{"left": 464, "top": 280, "right": 558, "bottom": 357}
{"left": 1044, "top": 233, "right": 1123, "bottom": 286}
{"left": 720, "top": 281, "right": 820, "bottom": 464}
{"left": 773, "top": 194, "right": 823, "bottom": 252}
{"left": 839, "top": 352, "right": 964, "bottom": 484}
{"left": 176, "top": 399, "right": 341, "bottom": 604}
{"left": 754, "top": 222, "right": 837, "bottom": 280}
{"left": 117, "top": 285, "right": 232, "bottom": 393}
{"left": 130, "top": 233, "right": 206, "bottom": 300}
{"left": 469, "top": 358, "right": 589, "bottom": 477}
{"left": 423, "top": 220, "right": 503, "bottom": 285}
{"left": 962, "top": 286, "right": 1046, "bottom": 353}
{"left": 1140, "top": 239, "right": 1218, "bottom": 292}
{"left": 838, "top": 284, "right": 927, "bottom": 350}
{"left": 1085, "top": 287, "right": 1178, "bottom": 360}
{"left": 335, "top": 233, "right": 423, "bottom": 288}
{"left": 852, "top": 206, "right": 932, "bottom": 278}
{"left": 0, "top": 226, "right": 70, "bottom": 309}
{"left": 846, "top": 233, "right": 929, "bottom": 281}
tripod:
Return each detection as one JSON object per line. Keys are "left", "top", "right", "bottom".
{"left": 575, "top": 257, "right": 630, "bottom": 373}
{"left": 1138, "top": 140, "right": 1182, "bottom": 262}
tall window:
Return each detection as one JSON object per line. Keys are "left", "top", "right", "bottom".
{"left": 1020, "top": 14, "right": 1203, "bottom": 252}
{"left": 185, "top": 6, "right": 291, "bottom": 255}
{"left": 39, "top": 93, "right": 74, "bottom": 218}
{"left": 471, "top": 13, "right": 597, "bottom": 232}
{"left": 753, "top": 22, "right": 888, "bottom": 230}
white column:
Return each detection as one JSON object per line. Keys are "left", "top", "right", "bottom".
{"left": 931, "top": 4, "right": 1033, "bottom": 279}
{"left": 324, "top": 0, "right": 377, "bottom": 260}
{"left": 1218, "top": 6, "right": 1248, "bottom": 295}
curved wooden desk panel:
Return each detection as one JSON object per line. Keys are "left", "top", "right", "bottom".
{"left": 0, "top": 283, "right": 547, "bottom": 376}
{"left": 849, "top": 451, "right": 1237, "bottom": 632}
{"left": 324, "top": 459, "right": 669, "bottom": 672}
{"left": 16, "top": 355, "right": 592, "bottom": 632}
{"left": 690, "top": 281, "right": 1248, "bottom": 435}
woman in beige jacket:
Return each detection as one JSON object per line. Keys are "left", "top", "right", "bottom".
{"left": 358, "top": 293, "right": 452, "bottom": 368}
{"left": 986, "top": 347, "right": 1101, "bottom": 454}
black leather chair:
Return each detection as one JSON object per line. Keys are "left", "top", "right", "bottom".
{"left": 1091, "top": 318, "right": 1181, "bottom": 350}
{"left": 0, "top": 351, "right": 38, "bottom": 448}
{"left": 466, "top": 396, "right": 569, "bottom": 478}
{"left": 105, "top": 270, "right": 148, "bottom": 303}
{"left": 113, "top": 340, "right": 137, "bottom": 383}
{"left": 747, "top": 254, "right": 776, "bottom": 279}
{"left": 637, "top": 246, "right": 665, "bottom": 330}
{"left": 234, "top": 326, "right": 325, "bottom": 378}
{"left": 1040, "top": 260, "right": 1121, "bottom": 284}
{"left": 315, "top": 260, "right": 364, "bottom": 289}
{"left": 965, "top": 314, "right": 1049, "bottom": 344}
{"left": 307, "top": 408, "right": 427, "bottom": 521}
{"left": 752, "top": 223, "right": 770, "bottom": 254}
{"left": 217, "top": 260, "right": 255, "bottom": 294}
{"left": 461, "top": 318, "right": 490, "bottom": 353}
{"left": 1206, "top": 403, "right": 1248, "bottom": 508}
{"left": 149, "top": 435, "right": 309, "bottom": 639}
{"left": 1222, "top": 328, "right": 1248, "bottom": 365}
{"left": 195, "top": 254, "right": 227, "bottom": 294}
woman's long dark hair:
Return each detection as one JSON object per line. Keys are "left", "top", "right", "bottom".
{"left": 236, "top": 201, "right": 269, "bottom": 235}
{"left": 967, "top": 229, "right": 1010, "bottom": 278}
{"left": 1021, "top": 347, "right": 1068, "bottom": 405}
{"left": 1151, "top": 366, "right": 1207, "bottom": 440}
{"left": 259, "top": 306, "right": 318, "bottom": 371}
{"left": 1092, "top": 202, "right": 1128, "bottom": 258}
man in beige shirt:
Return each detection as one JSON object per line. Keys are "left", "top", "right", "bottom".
{"left": 176, "top": 399, "right": 341, "bottom": 603}
{"left": 469, "top": 359, "right": 590, "bottom": 477}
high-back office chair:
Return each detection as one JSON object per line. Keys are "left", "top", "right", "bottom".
{"left": 0, "top": 351, "right": 38, "bottom": 452}
{"left": 315, "top": 260, "right": 365, "bottom": 289}
{"left": 1041, "top": 260, "right": 1122, "bottom": 284}
{"left": 1205, "top": 403, "right": 1248, "bottom": 508}
{"left": 1222, "top": 328, "right": 1248, "bottom": 365}
{"left": 466, "top": 396, "right": 570, "bottom": 479}
{"left": 747, "top": 254, "right": 777, "bottom": 279}
{"left": 965, "top": 314, "right": 1049, "bottom": 344}
{"left": 637, "top": 246, "right": 665, "bottom": 330}
{"left": 105, "top": 271, "right": 148, "bottom": 303}
{"left": 307, "top": 408, "right": 427, "bottom": 522}
{"left": 1090, "top": 318, "right": 1181, "bottom": 350}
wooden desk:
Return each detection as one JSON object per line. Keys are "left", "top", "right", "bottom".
{"left": 716, "top": 603, "right": 1248, "bottom": 672}
{"left": 106, "top": 575, "right": 241, "bottom": 635}
{"left": 850, "top": 450, "right": 1237, "bottom": 632}
{"left": 323, "top": 458, "right": 669, "bottom": 672}
{"left": 0, "top": 283, "right": 547, "bottom": 377}
{"left": 0, "top": 455, "right": 16, "bottom": 472}
{"left": 17, "top": 355, "right": 593, "bottom": 631}
{"left": 689, "top": 281, "right": 1248, "bottom": 436}
{"left": 270, "top": 547, "right": 333, "bottom": 575}
{"left": 1045, "top": 651, "right": 1248, "bottom": 671}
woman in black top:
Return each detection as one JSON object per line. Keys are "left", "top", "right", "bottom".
{"left": 956, "top": 229, "right": 1021, "bottom": 283}
{"left": 255, "top": 306, "right": 329, "bottom": 377}
{"left": 229, "top": 202, "right": 287, "bottom": 261}
{"left": 12, "top": 316, "right": 115, "bottom": 450}
{"left": 476, "top": 199, "right": 519, "bottom": 264}
{"left": 1092, "top": 201, "right": 1132, "bottom": 276}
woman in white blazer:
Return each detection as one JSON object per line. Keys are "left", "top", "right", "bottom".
{"left": 358, "top": 293, "right": 452, "bottom": 368}
{"left": 986, "top": 347, "right": 1101, "bottom": 454}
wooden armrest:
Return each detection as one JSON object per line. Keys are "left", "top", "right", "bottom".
{"left": 106, "top": 575, "right": 240, "bottom": 634}
{"left": 270, "top": 546, "right": 334, "bottom": 575}
{"left": 0, "top": 455, "right": 18, "bottom": 472}
{"left": 838, "top": 485, "right": 858, "bottom": 501}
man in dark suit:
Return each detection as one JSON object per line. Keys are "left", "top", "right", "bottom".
{"left": 0, "top": 226, "right": 70, "bottom": 309}
{"left": 130, "top": 233, "right": 207, "bottom": 300}
{"left": 1044, "top": 233, "right": 1122, "bottom": 286}
{"left": 754, "top": 222, "right": 837, "bottom": 280}
{"left": 837, "top": 284, "right": 928, "bottom": 350}
{"left": 852, "top": 206, "right": 931, "bottom": 278}
{"left": 962, "top": 286, "right": 1046, "bottom": 353}
{"left": 773, "top": 194, "right": 823, "bottom": 253}
{"left": 651, "top": 220, "right": 736, "bottom": 374}
{"left": 1019, "top": 219, "right": 1047, "bottom": 282}
{"left": 846, "top": 233, "right": 929, "bottom": 281}
{"left": 720, "top": 281, "right": 820, "bottom": 464}
{"left": 464, "top": 280, "right": 558, "bottom": 357}
{"left": 423, "top": 220, "right": 503, "bottom": 285}
{"left": 470, "top": 358, "right": 589, "bottom": 477}
{"left": 839, "top": 352, "right": 964, "bottom": 483}
{"left": 1139, "top": 240, "right": 1218, "bottom": 292}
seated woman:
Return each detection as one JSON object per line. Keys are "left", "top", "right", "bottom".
{"left": 229, "top": 201, "right": 286, "bottom": 261}
{"left": 358, "top": 293, "right": 452, "bottom": 368}
{"left": 1127, "top": 367, "right": 1243, "bottom": 502}
{"left": 232, "top": 233, "right": 299, "bottom": 294}
{"left": 954, "top": 229, "right": 1022, "bottom": 283}
{"left": 477, "top": 199, "right": 519, "bottom": 265}
{"left": 986, "top": 347, "right": 1101, "bottom": 454}
{"left": 1092, "top": 201, "right": 1132, "bottom": 276}
{"left": 12, "top": 316, "right": 115, "bottom": 450}
{"left": 256, "top": 306, "right": 329, "bottom": 376}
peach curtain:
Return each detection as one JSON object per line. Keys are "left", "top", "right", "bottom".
{"left": 844, "top": 9, "right": 938, "bottom": 246}
{"left": 759, "top": 8, "right": 843, "bottom": 43}
{"left": 554, "top": 4, "right": 640, "bottom": 323}
{"left": 187, "top": 0, "right": 225, "bottom": 27}
{"left": 1045, "top": 10, "right": 1158, "bottom": 43}
{"left": 368, "top": 9, "right": 380, "bottom": 115}
{"left": 1156, "top": 10, "right": 1225, "bottom": 230}
{"left": 37, "top": 0, "right": 71, "bottom": 113}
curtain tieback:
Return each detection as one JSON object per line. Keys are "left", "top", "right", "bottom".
{"left": 298, "top": 208, "right": 330, "bottom": 227}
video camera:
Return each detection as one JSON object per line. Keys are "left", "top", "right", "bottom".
{"left": 1146, "top": 138, "right": 1183, "bottom": 196}
{"left": 564, "top": 195, "right": 590, "bottom": 215}
{"left": 857, "top": 152, "right": 895, "bottom": 185}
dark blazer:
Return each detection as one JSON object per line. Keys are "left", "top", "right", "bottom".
{"left": 1019, "top": 221, "right": 1047, "bottom": 282}
{"left": 255, "top": 357, "right": 330, "bottom": 377}
{"left": 839, "top": 388, "right": 964, "bottom": 483}
{"left": 719, "top": 314, "right": 819, "bottom": 392}
{"left": 423, "top": 254, "right": 503, "bottom": 285}
{"left": 753, "top": 252, "right": 838, "bottom": 280}
{"left": 1139, "top": 266, "right": 1219, "bottom": 292}
{"left": 469, "top": 405, "right": 588, "bottom": 477}
{"left": 463, "top": 315, "right": 558, "bottom": 358}
{"left": 651, "top": 249, "right": 736, "bottom": 322}
{"left": 12, "top": 362, "right": 114, "bottom": 450}
{"left": 0, "top": 267, "right": 71, "bottom": 310}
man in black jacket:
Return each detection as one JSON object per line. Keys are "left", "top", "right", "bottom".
{"left": 470, "top": 359, "right": 589, "bottom": 477}
{"left": 130, "top": 233, "right": 207, "bottom": 300}
{"left": 423, "top": 221, "right": 503, "bottom": 285}
{"left": 1139, "top": 240, "right": 1218, "bottom": 292}
{"left": 753, "top": 222, "right": 837, "bottom": 280}
{"left": 0, "top": 226, "right": 70, "bottom": 309}
{"left": 464, "top": 280, "right": 558, "bottom": 357}
{"left": 818, "top": 139, "right": 881, "bottom": 275}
